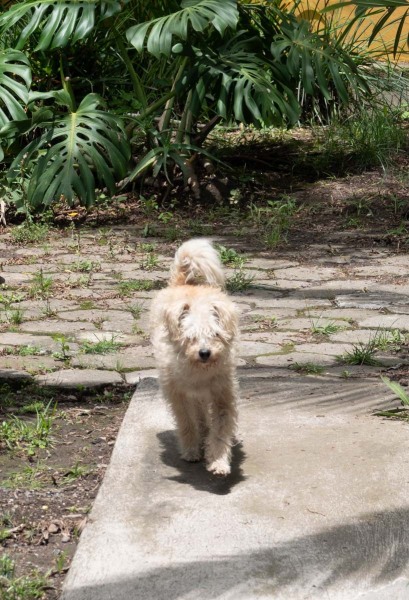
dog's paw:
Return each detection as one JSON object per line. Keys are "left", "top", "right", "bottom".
{"left": 181, "top": 448, "right": 201, "bottom": 462}
{"left": 206, "top": 459, "right": 231, "bottom": 477}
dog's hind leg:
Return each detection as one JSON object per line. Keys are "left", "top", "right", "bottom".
{"left": 205, "top": 387, "right": 238, "bottom": 476}
{"left": 169, "top": 393, "right": 202, "bottom": 462}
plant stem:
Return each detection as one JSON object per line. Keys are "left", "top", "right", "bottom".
{"left": 59, "top": 53, "right": 76, "bottom": 111}
{"left": 139, "top": 90, "right": 177, "bottom": 120}
{"left": 175, "top": 90, "right": 192, "bottom": 144}
{"left": 158, "top": 57, "right": 189, "bottom": 133}
{"left": 115, "top": 34, "right": 147, "bottom": 109}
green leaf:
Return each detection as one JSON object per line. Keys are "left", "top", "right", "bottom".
{"left": 0, "top": 0, "right": 126, "bottom": 50}
{"left": 381, "top": 376, "right": 409, "bottom": 406}
{"left": 129, "top": 140, "right": 223, "bottom": 182}
{"left": 189, "top": 33, "right": 300, "bottom": 126}
{"left": 8, "top": 92, "right": 131, "bottom": 208}
{"left": 270, "top": 16, "right": 370, "bottom": 106}
{"left": 324, "top": 1, "right": 409, "bottom": 55}
{"left": 126, "top": 0, "right": 239, "bottom": 57}
{"left": 0, "top": 49, "right": 31, "bottom": 128}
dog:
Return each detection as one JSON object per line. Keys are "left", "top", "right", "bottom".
{"left": 151, "top": 239, "right": 239, "bottom": 476}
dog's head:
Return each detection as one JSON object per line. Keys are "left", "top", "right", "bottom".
{"left": 164, "top": 296, "right": 238, "bottom": 367}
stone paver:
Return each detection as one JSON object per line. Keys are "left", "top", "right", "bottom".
{"left": 35, "top": 368, "right": 123, "bottom": 388}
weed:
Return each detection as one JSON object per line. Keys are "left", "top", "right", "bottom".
{"left": 80, "top": 336, "right": 122, "bottom": 355}
{"left": 290, "top": 362, "right": 325, "bottom": 374}
{"left": 52, "top": 335, "right": 71, "bottom": 361}
{"left": 93, "top": 317, "right": 105, "bottom": 330}
{"left": 316, "top": 107, "right": 405, "bottom": 171}
{"left": 186, "top": 219, "right": 209, "bottom": 236}
{"left": 216, "top": 245, "right": 246, "bottom": 268}
{"left": 140, "top": 253, "right": 159, "bottom": 271}
{"left": 340, "top": 336, "right": 381, "bottom": 366}
{"left": 0, "top": 554, "right": 49, "bottom": 598}
{"left": 42, "top": 298, "right": 57, "bottom": 318}
{"left": 20, "top": 345, "right": 45, "bottom": 357}
{"left": 310, "top": 319, "right": 342, "bottom": 336}
{"left": 16, "top": 401, "right": 46, "bottom": 415}
{"left": 132, "top": 323, "right": 146, "bottom": 335}
{"left": 11, "top": 222, "right": 49, "bottom": 244}
{"left": 1, "top": 403, "right": 55, "bottom": 456}
{"left": 226, "top": 269, "right": 254, "bottom": 292}
{"left": 251, "top": 314, "right": 277, "bottom": 329}
{"left": 128, "top": 303, "right": 144, "bottom": 319}
{"left": 29, "top": 269, "right": 53, "bottom": 299}
{"left": 0, "top": 291, "right": 26, "bottom": 307}
{"left": 381, "top": 376, "right": 409, "bottom": 405}
{"left": 345, "top": 216, "right": 362, "bottom": 229}
{"left": 1, "top": 345, "right": 45, "bottom": 357}
{"left": 64, "top": 462, "right": 91, "bottom": 481}
{"left": 55, "top": 551, "right": 69, "bottom": 574}
{"left": 387, "top": 222, "right": 408, "bottom": 236}
{"left": 375, "top": 328, "right": 405, "bottom": 351}
{"left": 281, "top": 341, "right": 295, "bottom": 353}
{"left": 0, "top": 555, "right": 15, "bottom": 578}
{"left": 139, "top": 243, "right": 156, "bottom": 253}
{"left": 375, "top": 376, "right": 409, "bottom": 420}
{"left": 73, "top": 259, "right": 101, "bottom": 272}
{"left": 163, "top": 226, "right": 181, "bottom": 242}
{"left": 249, "top": 196, "right": 298, "bottom": 248}
{"left": 118, "top": 279, "right": 158, "bottom": 296}
{"left": 3, "top": 463, "right": 49, "bottom": 489}
{"left": 79, "top": 300, "right": 96, "bottom": 310}
{"left": 7, "top": 308, "right": 24, "bottom": 325}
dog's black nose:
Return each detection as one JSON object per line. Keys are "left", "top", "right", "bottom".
{"left": 199, "top": 349, "right": 211, "bottom": 361}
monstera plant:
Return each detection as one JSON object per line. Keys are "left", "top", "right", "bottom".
{"left": 0, "top": 0, "right": 401, "bottom": 210}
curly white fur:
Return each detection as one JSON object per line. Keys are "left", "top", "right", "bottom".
{"left": 151, "top": 239, "right": 239, "bottom": 476}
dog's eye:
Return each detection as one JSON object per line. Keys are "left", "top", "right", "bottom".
{"left": 178, "top": 304, "right": 190, "bottom": 324}
{"left": 212, "top": 307, "right": 220, "bottom": 321}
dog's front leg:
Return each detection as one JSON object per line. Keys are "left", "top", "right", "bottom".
{"left": 205, "top": 389, "right": 238, "bottom": 476}
{"left": 169, "top": 392, "right": 202, "bottom": 462}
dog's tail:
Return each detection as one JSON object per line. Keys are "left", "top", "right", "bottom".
{"left": 170, "top": 239, "right": 225, "bottom": 287}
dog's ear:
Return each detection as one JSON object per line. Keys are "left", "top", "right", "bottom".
{"left": 212, "top": 301, "right": 238, "bottom": 341}
{"left": 164, "top": 303, "right": 190, "bottom": 340}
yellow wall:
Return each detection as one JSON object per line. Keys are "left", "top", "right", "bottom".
{"left": 296, "top": 1, "right": 408, "bottom": 58}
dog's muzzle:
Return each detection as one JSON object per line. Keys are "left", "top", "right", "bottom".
{"left": 198, "top": 348, "right": 211, "bottom": 362}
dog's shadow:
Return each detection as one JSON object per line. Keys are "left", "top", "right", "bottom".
{"left": 157, "top": 430, "right": 247, "bottom": 495}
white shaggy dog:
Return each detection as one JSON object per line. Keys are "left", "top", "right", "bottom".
{"left": 151, "top": 239, "right": 239, "bottom": 476}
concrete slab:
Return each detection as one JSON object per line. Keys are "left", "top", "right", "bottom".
{"left": 35, "top": 368, "right": 124, "bottom": 388}
{"left": 62, "top": 374, "right": 409, "bottom": 600}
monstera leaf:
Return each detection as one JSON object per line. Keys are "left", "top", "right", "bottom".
{"left": 0, "top": 48, "right": 30, "bottom": 124}
{"left": 7, "top": 91, "right": 131, "bottom": 208}
{"left": 0, "top": 0, "right": 126, "bottom": 50}
{"left": 126, "top": 0, "right": 239, "bottom": 57}
{"left": 0, "top": 48, "right": 31, "bottom": 160}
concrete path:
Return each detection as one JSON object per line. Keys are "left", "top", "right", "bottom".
{"left": 61, "top": 375, "right": 409, "bottom": 600}
{"left": 2, "top": 227, "right": 409, "bottom": 597}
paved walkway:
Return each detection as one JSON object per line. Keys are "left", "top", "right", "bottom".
{"left": 1, "top": 227, "right": 408, "bottom": 385}
{"left": 2, "top": 227, "right": 409, "bottom": 598}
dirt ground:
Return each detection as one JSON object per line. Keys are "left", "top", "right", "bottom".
{"left": 0, "top": 384, "right": 131, "bottom": 598}
{"left": 1, "top": 128, "right": 409, "bottom": 598}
